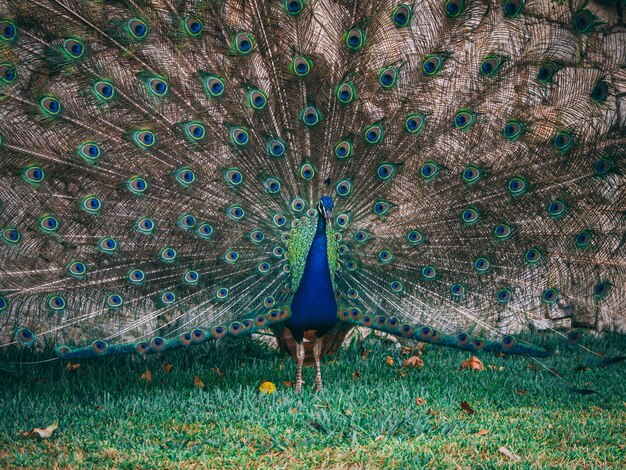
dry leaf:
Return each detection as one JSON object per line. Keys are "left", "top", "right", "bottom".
{"left": 461, "top": 356, "right": 485, "bottom": 371}
{"left": 361, "top": 349, "right": 371, "bottom": 360}
{"left": 140, "top": 370, "right": 152, "bottom": 382}
{"left": 194, "top": 376, "right": 205, "bottom": 389}
{"left": 402, "top": 356, "right": 424, "bottom": 368}
{"left": 352, "top": 371, "right": 361, "bottom": 379}
{"left": 398, "top": 370, "right": 408, "bottom": 377}
{"left": 498, "top": 446, "right": 521, "bottom": 462}
{"left": 385, "top": 356, "right": 395, "bottom": 366}
{"left": 290, "top": 408, "right": 297, "bottom": 414}
{"left": 65, "top": 362, "right": 80, "bottom": 372}
{"left": 375, "top": 435, "right": 385, "bottom": 442}
{"left": 22, "top": 423, "right": 58, "bottom": 439}
{"left": 547, "top": 424, "right": 554, "bottom": 430}
{"left": 415, "top": 397, "right": 427, "bottom": 406}
{"left": 460, "top": 401, "right": 475, "bottom": 415}
{"left": 401, "top": 346, "right": 411, "bottom": 356}
{"left": 258, "top": 381, "right": 276, "bottom": 394}
{"left": 344, "top": 409, "right": 352, "bottom": 416}
{"left": 426, "top": 408, "right": 439, "bottom": 416}
{"left": 515, "top": 389, "right": 527, "bottom": 396}
{"left": 211, "top": 367, "right": 223, "bottom": 377}
{"left": 162, "top": 363, "right": 173, "bottom": 373}
{"left": 476, "top": 429, "right": 489, "bottom": 436}
{"left": 282, "top": 381, "right": 294, "bottom": 388}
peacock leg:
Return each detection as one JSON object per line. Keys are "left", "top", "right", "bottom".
{"left": 313, "top": 337, "right": 323, "bottom": 391}
{"left": 295, "top": 341, "right": 305, "bottom": 393}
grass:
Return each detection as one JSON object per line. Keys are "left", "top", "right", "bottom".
{"left": 0, "top": 331, "right": 625, "bottom": 469}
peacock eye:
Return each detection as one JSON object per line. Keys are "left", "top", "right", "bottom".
{"left": 40, "top": 96, "right": 61, "bottom": 116}
{"left": 248, "top": 89, "right": 267, "bottom": 110}
{"left": 230, "top": 127, "right": 249, "bottom": 146}
{"left": 508, "top": 176, "right": 527, "bottom": 196}
{"left": 450, "top": 283, "right": 465, "bottom": 297}
{"left": 183, "top": 16, "right": 203, "bottom": 36}
{"left": 2, "top": 227, "right": 21, "bottom": 244}
{"left": 299, "top": 162, "right": 316, "bottom": 180}
{"left": 0, "top": 62, "right": 16, "bottom": 84}
{"left": 405, "top": 113, "right": 426, "bottom": 134}
{"left": 136, "top": 217, "right": 155, "bottom": 235}
{"left": 421, "top": 265, "right": 437, "bottom": 280}
{"left": 461, "top": 164, "right": 482, "bottom": 185}
{"left": 292, "top": 56, "right": 312, "bottom": 77}
{"left": 234, "top": 32, "right": 255, "bottom": 54}
{"left": 128, "top": 19, "right": 148, "bottom": 39}
{"left": 480, "top": 56, "right": 501, "bottom": 77}
{"left": 133, "top": 130, "right": 156, "bottom": 149}
{"left": 267, "top": 138, "right": 286, "bottom": 157}
{"left": 591, "top": 80, "right": 609, "bottom": 103}
{"left": 497, "top": 288, "right": 513, "bottom": 303}
{"left": 284, "top": 0, "right": 305, "bottom": 15}
{"left": 148, "top": 78, "right": 168, "bottom": 97}
{"left": 63, "top": 38, "right": 85, "bottom": 58}
{"left": 547, "top": 199, "right": 567, "bottom": 218}
{"left": 334, "top": 140, "right": 352, "bottom": 159}
{"left": 493, "top": 223, "right": 512, "bottom": 241}
{"left": 205, "top": 76, "right": 224, "bottom": 97}
{"left": 420, "top": 161, "right": 440, "bottom": 180}
{"left": 80, "top": 195, "right": 102, "bottom": 214}
{"left": 524, "top": 247, "right": 542, "bottom": 265}
{"left": 98, "top": 237, "right": 118, "bottom": 253}
{"left": 93, "top": 80, "right": 115, "bottom": 100}
{"left": 364, "top": 124, "right": 383, "bottom": 144}
{"left": 264, "top": 177, "right": 281, "bottom": 194}
{"left": 335, "top": 179, "right": 353, "bottom": 197}
{"left": 196, "top": 222, "right": 214, "bottom": 239}
{"left": 336, "top": 82, "right": 356, "bottom": 104}
{"left": 379, "top": 67, "right": 398, "bottom": 88}
{"left": 183, "top": 270, "right": 200, "bottom": 285}
{"left": 594, "top": 281, "right": 611, "bottom": 301}
{"left": 0, "top": 20, "right": 17, "bottom": 42}
{"left": 127, "top": 176, "right": 148, "bottom": 195}
{"left": 575, "top": 230, "right": 592, "bottom": 248}
{"left": 106, "top": 293, "right": 124, "bottom": 309}
{"left": 542, "top": 288, "right": 558, "bottom": 304}
{"left": 454, "top": 110, "right": 475, "bottom": 129}
{"left": 553, "top": 130, "right": 573, "bottom": 152}
{"left": 573, "top": 10, "right": 595, "bottom": 33}
{"left": 373, "top": 200, "right": 391, "bottom": 216}
{"left": 503, "top": 120, "right": 524, "bottom": 141}
{"left": 423, "top": 55, "right": 444, "bottom": 76}
{"left": 473, "top": 257, "right": 491, "bottom": 273}
{"left": 503, "top": 0, "right": 524, "bottom": 17}
{"left": 537, "top": 62, "right": 559, "bottom": 83}
{"left": 227, "top": 205, "right": 245, "bottom": 220}
{"left": 40, "top": 215, "right": 60, "bottom": 233}
{"left": 391, "top": 4, "right": 412, "bottom": 27}
{"left": 301, "top": 106, "right": 321, "bottom": 126}
{"left": 345, "top": 28, "right": 365, "bottom": 51}
{"left": 445, "top": 0, "right": 465, "bottom": 17}
{"left": 23, "top": 165, "right": 45, "bottom": 185}
{"left": 377, "top": 163, "right": 396, "bottom": 180}
{"left": 461, "top": 207, "right": 480, "bottom": 224}
{"left": 407, "top": 229, "right": 425, "bottom": 246}
{"left": 67, "top": 261, "right": 87, "bottom": 278}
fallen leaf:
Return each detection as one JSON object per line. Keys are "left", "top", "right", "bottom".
{"left": 162, "top": 363, "right": 173, "bottom": 373}
{"left": 385, "top": 356, "right": 395, "bottom": 366}
{"left": 476, "top": 429, "right": 489, "bottom": 436}
{"left": 352, "top": 371, "right": 361, "bottom": 379}
{"left": 498, "top": 446, "right": 521, "bottom": 462}
{"left": 401, "top": 346, "right": 411, "bottom": 356}
{"left": 194, "top": 376, "right": 205, "bottom": 390}
{"left": 515, "top": 389, "right": 527, "bottom": 396}
{"left": 259, "top": 381, "right": 276, "bottom": 394}
{"left": 282, "top": 381, "right": 294, "bottom": 388}
{"left": 426, "top": 408, "right": 439, "bottom": 416}
{"left": 402, "top": 356, "right": 424, "bottom": 368}
{"left": 211, "top": 367, "right": 224, "bottom": 377}
{"left": 547, "top": 424, "right": 554, "bottom": 430}
{"left": 398, "top": 370, "right": 408, "bottom": 377}
{"left": 140, "top": 370, "right": 152, "bottom": 382}
{"left": 361, "top": 349, "right": 371, "bottom": 360}
{"left": 290, "top": 408, "right": 297, "bottom": 414}
{"left": 375, "top": 435, "right": 385, "bottom": 442}
{"left": 22, "top": 423, "right": 58, "bottom": 439}
{"left": 460, "top": 401, "right": 475, "bottom": 415}
{"left": 344, "top": 409, "right": 352, "bottom": 416}
{"left": 461, "top": 356, "right": 485, "bottom": 371}
{"left": 65, "top": 362, "right": 80, "bottom": 372}
{"left": 415, "top": 397, "right": 427, "bottom": 406}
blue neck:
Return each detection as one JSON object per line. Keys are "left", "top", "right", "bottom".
{"left": 288, "top": 214, "right": 338, "bottom": 338}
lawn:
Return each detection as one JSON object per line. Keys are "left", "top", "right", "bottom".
{"left": 0, "top": 331, "right": 624, "bottom": 468}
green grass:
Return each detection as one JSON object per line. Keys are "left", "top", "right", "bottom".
{"left": 0, "top": 332, "right": 625, "bottom": 468}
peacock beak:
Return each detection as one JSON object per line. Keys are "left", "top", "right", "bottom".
{"left": 325, "top": 209, "right": 333, "bottom": 225}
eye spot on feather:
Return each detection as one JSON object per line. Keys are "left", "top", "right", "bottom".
{"left": 216, "top": 287, "right": 229, "bottom": 300}
{"left": 132, "top": 130, "right": 156, "bottom": 149}
{"left": 336, "top": 82, "right": 356, "bottom": 104}
{"left": 177, "top": 213, "right": 196, "bottom": 230}
{"left": 377, "top": 163, "right": 396, "bottom": 180}
{"left": 0, "top": 62, "right": 16, "bottom": 84}
{"left": 1, "top": 227, "right": 21, "bottom": 245}
{"left": 0, "top": 20, "right": 17, "bottom": 43}
{"left": 39, "top": 215, "right": 60, "bottom": 234}
{"left": 507, "top": 176, "right": 527, "bottom": 196}
{"left": 453, "top": 110, "right": 475, "bottom": 130}
{"left": 407, "top": 229, "right": 425, "bottom": 246}
{"left": 77, "top": 142, "right": 102, "bottom": 163}
{"left": 196, "top": 222, "right": 213, "bottom": 239}
{"left": 22, "top": 165, "right": 45, "bottom": 186}
{"left": 497, "top": 288, "right": 513, "bottom": 303}
{"left": 461, "top": 164, "right": 481, "bottom": 185}
{"left": 233, "top": 32, "right": 255, "bottom": 54}
{"left": 503, "top": 120, "right": 524, "bottom": 141}
{"left": 224, "top": 168, "right": 244, "bottom": 187}
{"left": 345, "top": 260, "right": 358, "bottom": 271}
{"left": 135, "top": 217, "right": 155, "bottom": 235}
{"left": 185, "top": 123, "right": 206, "bottom": 142}
{"left": 594, "top": 158, "right": 612, "bottom": 176}
{"left": 480, "top": 56, "right": 501, "bottom": 77}
{"left": 299, "top": 162, "right": 316, "bottom": 180}
{"left": 248, "top": 89, "right": 267, "bottom": 110}
{"left": 445, "top": 0, "right": 465, "bottom": 17}
{"left": 575, "top": 230, "right": 592, "bottom": 248}
{"left": 106, "top": 294, "right": 123, "bottom": 309}
{"left": 230, "top": 127, "right": 249, "bottom": 146}
{"left": 15, "top": 327, "right": 35, "bottom": 346}
{"left": 392, "top": 4, "right": 412, "bottom": 27}
{"left": 127, "top": 18, "right": 148, "bottom": 40}
{"left": 421, "top": 265, "right": 437, "bottom": 280}
{"left": 345, "top": 27, "right": 365, "bottom": 51}
{"left": 301, "top": 106, "right": 321, "bottom": 126}
{"left": 39, "top": 96, "right": 61, "bottom": 117}
{"left": 284, "top": 0, "right": 305, "bottom": 15}
{"left": 67, "top": 261, "right": 87, "bottom": 278}
{"left": 524, "top": 247, "right": 542, "bottom": 265}
{"left": 272, "top": 214, "right": 286, "bottom": 227}
{"left": 547, "top": 198, "right": 567, "bottom": 219}
{"left": 378, "top": 249, "right": 394, "bottom": 264}
{"left": 227, "top": 205, "right": 245, "bottom": 220}
{"left": 159, "top": 247, "right": 177, "bottom": 262}
{"left": 553, "top": 131, "right": 573, "bottom": 152}
{"left": 423, "top": 55, "right": 445, "bottom": 76}
{"left": 503, "top": 0, "right": 524, "bottom": 17}
{"left": 378, "top": 67, "right": 398, "bottom": 88}
{"left": 336, "top": 213, "right": 350, "bottom": 228}
{"left": 420, "top": 161, "right": 439, "bottom": 180}
{"left": 98, "top": 237, "right": 118, "bottom": 254}
{"left": 127, "top": 176, "right": 148, "bottom": 195}
{"left": 63, "top": 38, "right": 84, "bottom": 59}
{"left": 542, "top": 288, "right": 558, "bottom": 305}
{"left": 461, "top": 207, "right": 479, "bottom": 225}
{"left": 128, "top": 268, "right": 146, "bottom": 285}
{"left": 594, "top": 281, "right": 611, "bottom": 301}
{"left": 183, "top": 16, "right": 203, "bottom": 36}
{"left": 591, "top": 80, "right": 609, "bottom": 104}
{"left": 48, "top": 295, "right": 66, "bottom": 311}
{"left": 292, "top": 56, "right": 312, "bottom": 77}
{"left": 264, "top": 177, "right": 281, "bottom": 194}
{"left": 536, "top": 62, "right": 559, "bottom": 83}
{"left": 291, "top": 198, "right": 305, "bottom": 212}
{"left": 473, "top": 257, "right": 491, "bottom": 273}
{"left": 267, "top": 138, "right": 286, "bottom": 157}
{"left": 80, "top": 195, "right": 103, "bottom": 215}
{"left": 450, "top": 283, "right": 465, "bottom": 297}
{"left": 493, "top": 223, "right": 512, "bottom": 241}
{"left": 175, "top": 167, "right": 196, "bottom": 187}
{"left": 573, "top": 10, "right": 595, "bottom": 34}
{"left": 183, "top": 270, "right": 200, "bottom": 285}
{"left": 405, "top": 113, "right": 426, "bottom": 134}
{"left": 364, "top": 123, "right": 383, "bottom": 144}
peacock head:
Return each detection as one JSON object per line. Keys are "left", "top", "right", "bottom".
{"left": 318, "top": 196, "right": 334, "bottom": 224}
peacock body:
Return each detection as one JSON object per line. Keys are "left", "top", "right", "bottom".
{"left": 0, "top": 0, "right": 625, "bottom": 389}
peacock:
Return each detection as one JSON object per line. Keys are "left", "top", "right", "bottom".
{"left": 0, "top": 0, "right": 624, "bottom": 393}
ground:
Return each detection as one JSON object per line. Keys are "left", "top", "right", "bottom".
{"left": 0, "top": 332, "right": 624, "bottom": 469}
